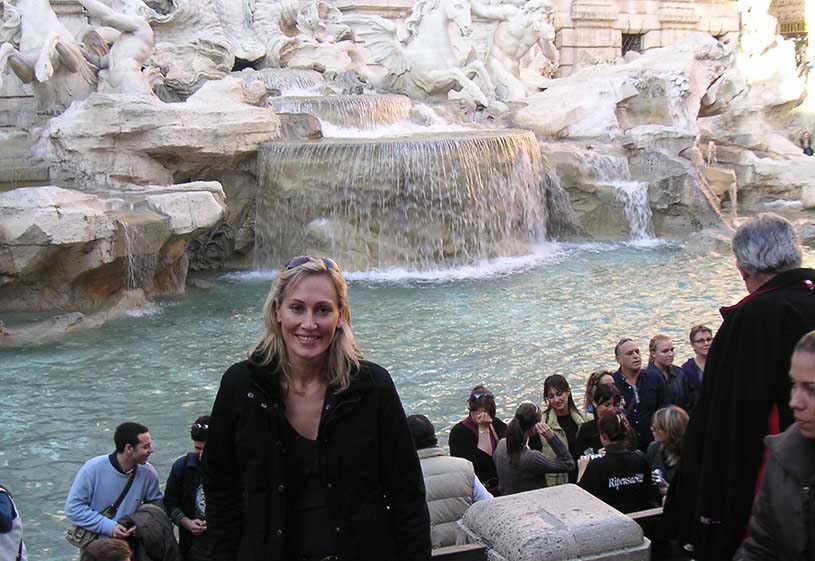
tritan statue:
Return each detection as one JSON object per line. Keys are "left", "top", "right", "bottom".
{"left": 476, "top": 0, "right": 558, "bottom": 101}
{"left": 0, "top": 0, "right": 96, "bottom": 113}
{"left": 76, "top": 0, "right": 155, "bottom": 95}
{"left": 346, "top": 0, "right": 498, "bottom": 108}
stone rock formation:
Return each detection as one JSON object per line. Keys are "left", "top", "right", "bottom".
{"left": 38, "top": 90, "right": 282, "bottom": 188}
{"left": 0, "top": 182, "right": 226, "bottom": 312}
{"left": 693, "top": 0, "right": 815, "bottom": 207}
{"left": 513, "top": 33, "right": 733, "bottom": 139}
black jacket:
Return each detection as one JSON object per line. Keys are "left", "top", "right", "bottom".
{"left": 735, "top": 424, "right": 815, "bottom": 561}
{"left": 670, "top": 268, "right": 815, "bottom": 560}
{"left": 165, "top": 452, "right": 205, "bottom": 560}
{"left": 578, "top": 445, "right": 658, "bottom": 514}
{"left": 202, "top": 358, "right": 431, "bottom": 561}
{"left": 448, "top": 417, "right": 507, "bottom": 490}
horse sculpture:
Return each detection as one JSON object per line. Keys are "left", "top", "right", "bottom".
{"left": 0, "top": 0, "right": 96, "bottom": 114}
{"left": 346, "top": 0, "right": 496, "bottom": 108}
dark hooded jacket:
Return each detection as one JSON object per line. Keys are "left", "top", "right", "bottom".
{"left": 122, "top": 503, "right": 181, "bottom": 561}
{"left": 735, "top": 424, "right": 815, "bottom": 561}
{"left": 669, "top": 268, "right": 815, "bottom": 561}
{"left": 202, "top": 358, "right": 431, "bottom": 561}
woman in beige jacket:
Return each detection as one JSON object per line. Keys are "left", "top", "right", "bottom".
{"left": 529, "top": 374, "right": 585, "bottom": 485}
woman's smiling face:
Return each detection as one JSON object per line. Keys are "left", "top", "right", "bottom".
{"left": 276, "top": 273, "right": 342, "bottom": 369}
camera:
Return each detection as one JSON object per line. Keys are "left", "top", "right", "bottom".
{"left": 583, "top": 448, "right": 603, "bottom": 461}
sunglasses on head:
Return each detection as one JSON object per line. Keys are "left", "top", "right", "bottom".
{"left": 285, "top": 255, "right": 339, "bottom": 272}
{"left": 192, "top": 423, "right": 209, "bottom": 430}
{"left": 470, "top": 391, "right": 494, "bottom": 401}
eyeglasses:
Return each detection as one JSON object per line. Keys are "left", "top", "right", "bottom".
{"left": 693, "top": 337, "right": 713, "bottom": 344}
{"left": 285, "top": 255, "right": 339, "bottom": 272}
{"left": 470, "top": 391, "right": 494, "bottom": 401}
{"left": 192, "top": 423, "right": 209, "bottom": 430}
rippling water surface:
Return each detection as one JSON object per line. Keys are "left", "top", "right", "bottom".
{"left": 4, "top": 241, "right": 812, "bottom": 560}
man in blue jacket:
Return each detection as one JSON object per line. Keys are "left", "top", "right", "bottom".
{"left": 65, "top": 422, "right": 163, "bottom": 540}
{"left": 612, "top": 338, "right": 669, "bottom": 452}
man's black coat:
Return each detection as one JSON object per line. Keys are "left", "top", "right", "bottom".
{"left": 669, "top": 268, "right": 815, "bottom": 560}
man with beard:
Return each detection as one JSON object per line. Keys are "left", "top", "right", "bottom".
{"left": 671, "top": 213, "right": 815, "bottom": 560}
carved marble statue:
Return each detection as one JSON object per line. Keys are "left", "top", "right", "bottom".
{"left": 0, "top": 0, "right": 96, "bottom": 113}
{"left": 346, "top": 0, "right": 497, "bottom": 108}
{"left": 253, "top": 0, "right": 366, "bottom": 74}
{"left": 77, "top": 0, "right": 155, "bottom": 95}
{"left": 476, "top": 0, "right": 558, "bottom": 101}
{"left": 737, "top": 0, "right": 777, "bottom": 57}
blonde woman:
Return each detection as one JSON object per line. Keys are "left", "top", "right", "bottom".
{"left": 203, "top": 256, "right": 431, "bottom": 561}
{"left": 646, "top": 405, "right": 689, "bottom": 494}
{"left": 647, "top": 334, "right": 694, "bottom": 412}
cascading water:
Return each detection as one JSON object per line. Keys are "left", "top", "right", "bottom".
{"left": 256, "top": 130, "right": 550, "bottom": 270}
{"left": 544, "top": 169, "right": 582, "bottom": 239}
{"left": 609, "top": 181, "right": 654, "bottom": 240}
{"left": 268, "top": 94, "right": 413, "bottom": 128}
{"left": 247, "top": 68, "right": 327, "bottom": 95}
{"left": 577, "top": 151, "right": 655, "bottom": 240}
{"left": 119, "top": 217, "right": 158, "bottom": 290}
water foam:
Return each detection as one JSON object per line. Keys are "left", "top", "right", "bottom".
{"left": 320, "top": 120, "right": 472, "bottom": 138}
{"left": 221, "top": 240, "right": 676, "bottom": 285}
{"left": 125, "top": 302, "right": 162, "bottom": 317}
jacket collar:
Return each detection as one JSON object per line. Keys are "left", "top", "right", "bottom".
{"left": 544, "top": 406, "right": 585, "bottom": 428}
{"left": 247, "top": 357, "right": 375, "bottom": 406}
{"left": 720, "top": 268, "right": 815, "bottom": 319}
{"left": 417, "top": 446, "right": 448, "bottom": 460}
{"left": 766, "top": 424, "right": 815, "bottom": 483}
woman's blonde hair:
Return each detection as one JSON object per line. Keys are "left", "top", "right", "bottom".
{"left": 652, "top": 405, "right": 689, "bottom": 466}
{"left": 252, "top": 256, "right": 361, "bottom": 390}
{"left": 648, "top": 334, "right": 672, "bottom": 365}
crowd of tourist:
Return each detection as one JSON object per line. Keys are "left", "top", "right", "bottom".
{"left": 2, "top": 211, "right": 815, "bottom": 561}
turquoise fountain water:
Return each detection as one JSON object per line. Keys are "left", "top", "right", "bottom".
{"left": 5, "top": 242, "right": 813, "bottom": 560}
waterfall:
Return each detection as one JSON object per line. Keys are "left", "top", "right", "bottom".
{"left": 609, "top": 181, "right": 654, "bottom": 240}
{"left": 268, "top": 94, "right": 413, "bottom": 128}
{"left": 544, "top": 169, "right": 582, "bottom": 239}
{"left": 244, "top": 68, "right": 327, "bottom": 95}
{"left": 576, "top": 151, "right": 655, "bottom": 240}
{"left": 255, "top": 130, "right": 551, "bottom": 270}
{"left": 119, "top": 218, "right": 158, "bottom": 290}
{"left": 577, "top": 152, "right": 631, "bottom": 182}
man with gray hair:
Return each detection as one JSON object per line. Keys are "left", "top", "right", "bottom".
{"left": 671, "top": 213, "right": 815, "bottom": 561}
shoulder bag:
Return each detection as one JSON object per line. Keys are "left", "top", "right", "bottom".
{"left": 65, "top": 466, "right": 137, "bottom": 548}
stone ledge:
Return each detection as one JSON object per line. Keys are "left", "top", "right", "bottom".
{"left": 457, "top": 484, "right": 650, "bottom": 561}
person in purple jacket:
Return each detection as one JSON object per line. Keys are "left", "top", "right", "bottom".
{"left": 681, "top": 324, "right": 712, "bottom": 405}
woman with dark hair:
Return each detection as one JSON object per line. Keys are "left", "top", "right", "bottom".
{"left": 449, "top": 385, "right": 507, "bottom": 494}
{"left": 578, "top": 412, "right": 658, "bottom": 513}
{"left": 203, "top": 256, "right": 431, "bottom": 561}
{"left": 492, "top": 402, "right": 574, "bottom": 495}
{"left": 583, "top": 370, "right": 615, "bottom": 415}
{"left": 573, "top": 384, "right": 624, "bottom": 460}
{"left": 529, "top": 375, "right": 584, "bottom": 485}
